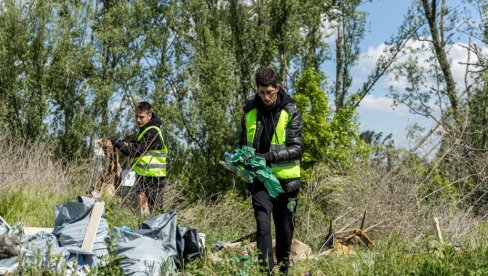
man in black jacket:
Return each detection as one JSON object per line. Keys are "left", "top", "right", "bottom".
{"left": 111, "top": 101, "right": 168, "bottom": 213}
{"left": 238, "top": 68, "right": 304, "bottom": 274}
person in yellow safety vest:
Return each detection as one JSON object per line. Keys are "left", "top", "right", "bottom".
{"left": 111, "top": 101, "right": 168, "bottom": 213}
{"left": 238, "top": 67, "right": 304, "bottom": 274}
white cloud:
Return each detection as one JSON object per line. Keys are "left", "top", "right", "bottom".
{"left": 350, "top": 39, "right": 483, "bottom": 121}
{"left": 354, "top": 40, "right": 480, "bottom": 92}
{"left": 357, "top": 43, "right": 390, "bottom": 77}
{"left": 450, "top": 43, "right": 477, "bottom": 87}
{"left": 358, "top": 94, "right": 410, "bottom": 118}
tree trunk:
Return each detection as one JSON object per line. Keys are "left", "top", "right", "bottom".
{"left": 421, "top": 0, "right": 459, "bottom": 122}
{"left": 335, "top": 21, "right": 344, "bottom": 111}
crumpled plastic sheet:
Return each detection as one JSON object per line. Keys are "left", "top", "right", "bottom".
{"left": 228, "top": 146, "right": 284, "bottom": 198}
{"left": 175, "top": 226, "right": 201, "bottom": 262}
{"left": 52, "top": 196, "right": 109, "bottom": 267}
{"left": 1, "top": 199, "right": 202, "bottom": 275}
{"left": 113, "top": 227, "right": 176, "bottom": 276}
{"left": 112, "top": 212, "right": 204, "bottom": 275}
{"left": 0, "top": 223, "right": 8, "bottom": 236}
{"left": 22, "top": 231, "right": 69, "bottom": 271}
{"left": 136, "top": 211, "right": 178, "bottom": 257}
{"left": 137, "top": 212, "right": 202, "bottom": 261}
{"left": 0, "top": 231, "right": 68, "bottom": 274}
{"left": 0, "top": 256, "right": 18, "bottom": 274}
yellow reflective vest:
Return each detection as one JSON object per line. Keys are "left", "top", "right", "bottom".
{"left": 130, "top": 126, "right": 168, "bottom": 177}
{"left": 245, "top": 108, "right": 300, "bottom": 179}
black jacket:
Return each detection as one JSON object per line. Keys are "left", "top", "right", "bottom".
{"left": 238, "top": 89, "right": 304, "bottom": 165}
{"left": 115, "top": 113, "right": 164, "bottom": 158}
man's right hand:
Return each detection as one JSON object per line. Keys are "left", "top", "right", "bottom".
{"left": 124, "top": 134, "right": 137, "bottom": 142}
{"left": 108, "top": 136, "right": 119, "bottom": 146}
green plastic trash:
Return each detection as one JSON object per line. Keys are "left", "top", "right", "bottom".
{"left": 223, "top": 146, "right": 284, "bottom": 198}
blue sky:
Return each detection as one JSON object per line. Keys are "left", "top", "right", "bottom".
{"left": 355, "top": 0, "right": 417, "bottom": 149}
{"left": 343, "top": 0, "right": 475, "bottom": 150}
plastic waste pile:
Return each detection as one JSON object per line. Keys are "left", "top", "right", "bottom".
{"left": 0, "top": 196, "right": 202, "bottom": 275}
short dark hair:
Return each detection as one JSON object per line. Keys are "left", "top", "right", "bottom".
{"left": 135, "top": 101, "right": 152, "bottom": 113}
{"left": 255, "top": 67, "right": 278, "bottom": 88}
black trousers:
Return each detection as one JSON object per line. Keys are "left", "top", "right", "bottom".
{"left": 251, "top": 180, "right": 298, "bottom": 273}
{"left": 135, "top": 176, "right": 165, "bottom": 212}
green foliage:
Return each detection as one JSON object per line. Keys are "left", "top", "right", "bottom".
{"left": 5, "top": 175, "right": 488, "bottom": 275}
{"left": 104, "top": 197, "right": 145, "bottom": 230}
{"left": 296, "top": 0, "right": 331, "bottom": 71}
{"left": 294, "top": 68, "right": 369, "bottom": 174}
{"left": 468, "top": 73, "right": 488, "bottom": 150}
{"left": 0, "top": 188, "right": 77, "bottom": 227}
{"left": 359, "top": 130, "right": 396, "bottom": 170}
{"left": 0, "top": 0, "right": 360, "bottom": 201}
{"left": 178, "top": 191, "right": 255, "bottom": 243}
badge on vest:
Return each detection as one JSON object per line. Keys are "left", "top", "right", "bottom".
{"left": 120, "top": 169, "right": 136, "bottom": 187}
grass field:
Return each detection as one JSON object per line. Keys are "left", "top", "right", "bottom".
{"left": 2, "top": 139, "right": 488, "bottom": 275}
{"left": 2, "top": 186, "right": 488, "bottom": 275}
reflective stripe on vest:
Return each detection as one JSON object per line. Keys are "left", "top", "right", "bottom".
{"left": 245, "top": 108, "right": 300, "bottom": 179}
{"left": 131, "top": 126, "right": 168, "bottom": 177}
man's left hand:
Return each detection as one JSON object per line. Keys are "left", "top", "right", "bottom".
{"left": 255, "top": 152, "right": 274, "bottom": 163}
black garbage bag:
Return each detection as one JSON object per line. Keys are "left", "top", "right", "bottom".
{"left": 176, "top": 227, "right": 200, "bottom": 263}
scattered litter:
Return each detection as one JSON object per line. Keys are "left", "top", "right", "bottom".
{"left": 318, "top": 211, "right": 375, "bottom": 256}
{"left": 213, "top": 231, "right": 312, "bottom": 264}
{"left": 52, "top": 196, "right": 109, "bottom": 268}
{"left": 0, "top": 197, "right": 204, "bottom": 275}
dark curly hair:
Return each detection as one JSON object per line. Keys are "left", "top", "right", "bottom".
{"left": 255, "top": 67, "right": 279, "bottom": 88}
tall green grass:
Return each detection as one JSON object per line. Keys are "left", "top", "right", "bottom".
{"left": 4, "top": 182, "right": 488, "bottom": 275}
{"left": 0, "top": 187, "right": 78, "bottom": 227}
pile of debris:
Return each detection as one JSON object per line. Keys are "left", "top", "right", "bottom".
{"left": 0, "top": 196, "right": 202, "bottom": 275}
{"left": 210, "top": 211, "right": 375, "bottom": 269}
{"left": 318, "top": 211, "right": 375, "bottom": 256}
{"left": 1, "top": 195, "right": 375, "bottom": 274}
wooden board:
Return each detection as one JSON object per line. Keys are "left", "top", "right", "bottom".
{"left": 0, "top": 215, "right": 11, "bottom": 230}
{"left": 81, "top": 202, "right": 105, "bottom": 252}
{"left": 24, "top": 227, "right": 53, "bottom": 235}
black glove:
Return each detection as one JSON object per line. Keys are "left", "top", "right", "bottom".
{"left": 124, "top": 134, "right": 137, "bottom": 143}
{"left": 255, "top": 152, "right": 275, "bottom": 163}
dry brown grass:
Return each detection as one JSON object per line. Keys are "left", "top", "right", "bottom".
{"left": 299, "top": 147, "right": 488, "bottom": 247}
{"left": 0, "top": 135, "right": 87, "bottom": 194}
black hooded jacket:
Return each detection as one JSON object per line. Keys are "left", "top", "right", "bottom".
{"left": 238, "top": 89, "right": 304, "bottom": 165}
{"left": 115, "top": 113, "right": 165, "bottom": 158}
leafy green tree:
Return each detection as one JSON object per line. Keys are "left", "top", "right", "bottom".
{"left": 47, "top": 0, "right": 97, "bottom": 158}
{"left": 0, "top": 0, "right": 55, "bottom": 139}
{"left": 268, "top": 0, "right": 301, "bottom": 85}
{"left": 294, "top": 68, "right": 369, "bottom": 175}
{"left": 359, "top": 130, "right": 396, "bottom": 170}
{"left": 296, "top": 0, "right": 331, "bottom": 71}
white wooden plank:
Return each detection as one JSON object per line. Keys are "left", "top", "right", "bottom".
{"left": 0, "top": 215, "right": 11, "bottom": 230}
{"left": 81, "top": 202, "right": 105, "bottom": 252}
{"left": 24, "top": 227, "right": 53, "bottom": 235}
